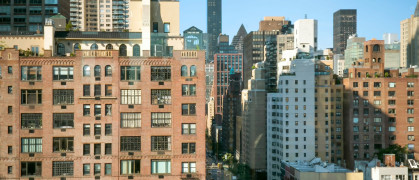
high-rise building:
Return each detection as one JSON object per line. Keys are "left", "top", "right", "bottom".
{"left": 333, "top": 54, "right": 345, "bottom": 77}
{"left": 207, "top": 0, "right": 222, "bottom": 63}
{"left": 343, "top": 39, "right": 419, "bottom": 169}
{"left": 344, "top": 35, "right": 365, "bottom": 69}
{"left": 294, "top": 19, "right": 318, "bottom": 53}
{"left": 0, "top": 0, "right": 69, "bottom": 34}
{"left": 217, "top": 34, "right": 237, "bottom": 54}
{"left": 333, "top": 9, "right": 357, "bottom": 55}
{"left": 400, "top": 1, "right": 419, "bottom": 68}
{"left": 206, "top": 62, "right": 215, "bottom": 103}
{"left": 231, "top": 24, "right": 247, "bottom": 54}
{"left": 259, "top": 17, "right": 290, "bottom": 32}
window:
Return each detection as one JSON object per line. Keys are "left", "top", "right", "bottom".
{"left": 120, "top": 160, "right": 140, "bottom": 175}
{"left": 90, "top": 43, "right": 98, "bottom": 50}
{"left": 408, "top": 91, "right": 414, "bottom": 97}
{"left": 83, "top": 65, "right": 91, "bottom": 77}
{"left": 83, "top": 105, "right": 91, "bottom": 116}
{"left": 119, "top": 44, "right": 127, "bottom": 56}
{"left": 52, "top": 161, "right": 73, "bottom": 176}
{"left": 153, "top": 22, "right": 158, "bottom": 32}
{"left": 105, "top": 65, "right": 112, "bottom": 77}
{"left": 83, "top": 124, "right": 90, "bottom": 136}
{"left": 121, "top": 113, "right": 141, "bottom": 128}
{"left": 57, "top": 43, "right": 65, "bottom": 56}
{"left": 121, "top": 66, "right": 141, "bottom": 81}
{"left": 7, "top": 166, "right": 12, "bottom": 174}
{"left": 396, "top": 175, "right": 405, "bottom": 180}
{"left": 53, "top": 113, "right": 74, "bottom": 129}
{"left": 409, "top": 135, "right": 415, "bottom": 141}
{"left": 53, "top": 137, "right": 74, "bottom": 152}
{"left": 21, "top": 162, "right": 42, "bottom": 176}
{"left": 21, "top": 66, "right": 42, "bottom": 81}
{"left": 181, "top": 162, "right": 196, "bottom": 174}
{"left": 120, "top": 136, "right": 141, "bottom": 151}
{"left": 373, "top": 44, "right": 380, "bottom": 52}
{"left": 8, "top": 66, "right": 12, "bottom": 74}
{"left": 374, "top": 82, "right": 381, "bottom": 87}
{"left": 105, "top": 143, "right": 112, "bottom": 155}
{"left": 93, "top": 104, "right": 101, "bottom": 116}
{"left": 133, "top": 44, "right": 141, "bottom": 57}
{"left": 389, "top": 126, "right": 396, "bottom": 131}
{"left": 83, "top": 144, "right": 90, "bottom": 155}
{"left": 388, "top": 91, "right": 395, "bottom": 96}
{"left": 363, "top": 82, "right": 368, "bottom": 87}
{"left": 151, "top": 66, "right": 171, "bottom": 81}
{"left": 408, "top": 82, "right": 414, "bottom": 88}
{"left": 190, "top": 65, "right": 196, "bottom": 77}
{"left": 408, "top": 100, "right": 414, "bottom": 106}
{"left": 408, "top": 108, "right": 414, "bottom": 114}
{"left": 182, "top": 143, "right": 196, "bottom": 154}
{"left": 94, "top": 85, "right": 101, "bottom": 96}
{"left": 94, "top": 65, "right": 101, "bottom": 77}
{"left": 388, "top": 100, "right": 396, "bottom": 105}
{"left": 21, "top": 90, "right": 42, "bottom": 104}
{"left": 21, "top": 113, "right": 42, "bottom": 129}
{"left": 182, "top": 84, "right": 196, "bottom": 96}
{"left": 408, "top": 127, "right": 415, "bottom": 132}
{"left": 94, "top": 144, "right": 101, "bottom": 155}
{"left": 389, "top": 82, "right": 396, "bottom": 88}
{"left": 8, "top": 126, "right": 12, "bottom": 134}
{"left": 151, "top": 113, "right": 171, "bottom": 127}
{"left": 164, "top": 23, "right": 170, "bottom": 33}
{"left": 408, "top": 117, "right": 414, "bottom": 123}
{"left": 182, "top": 124, "right": 196, "bottom": 134}
{"left": 53, "top": 90, "right": 74, "bottom": 105}
{"left": 181, "top": 65, "right": 188, "bottom": 77}
{"left": 374, "top": 91, "right": 381, "bottom": 96}
{"left": 151, "top": 160, "right": 171, "bottom": 174}
{"left": 121, "top": 90, "right": 141, "bottom": 104}
{"left": 105, "top": 164, "right": 112, "bottom": 175}
{"left": 21, "top": 138, "right": 42, "bottom": 153}
{"left": 106, "top": 44, "right": 113, "bottom": 50}
{"left": 8, "top": 86, "right": 12, "bottom": 94}
{"left": 151, "top": 89, "right": 172, "bottom": 105}
{"left": 374, "top": 100, "right": 382, "bottom": 105}
{"left": 353, "top": 82, "right": 358, "bottom": 87}
{"left": 83, "top": 85, "right": 90, "bottom": 96}
{"left": 83, "top": 164, "right": 90, "bottom": 175}
{"left": 151, "top": 136, "right": 171, "bottom": 151}
{"left": 52, "top": 67, "right": 74, "bottom": 81}
{"left": 182, "top": 104, "right": 196, "bottom": 115}
{"left": 105, "top": 124, "right": 112, "bottom": 135}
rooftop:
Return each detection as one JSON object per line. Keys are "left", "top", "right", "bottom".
{"left": 55, "top": 31, "right": 142, "bottom": 39}
{"left": 283, "top": 158, "right": 353, "bottom": 173}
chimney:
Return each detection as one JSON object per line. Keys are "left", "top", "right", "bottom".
{"left": 384, "top": 154, "right": 396, "bottom": 167}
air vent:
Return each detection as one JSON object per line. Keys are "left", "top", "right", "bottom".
{"left": 128, "top": 176, "right": 134, "bottom": 179}
{"left": 29, "top": 82, "right": 35, "bottom": 85}
{"left": 95, "top": 117, "right": 101, "bottom": 120}
{"left": 187, "top": 174, "right": 192, "bottom": 178}
{"left": 61, "top": 153, "right": 66, "bottom": 157}
{"left": 158, "top": 175, "right": 164, "bottom": 179}
{"left": 186, "top": 78, "right": 192, "bottom": 81}
{"left": 61, "top": 129, "right": 66, "bottom": 132}
{"left": 95, "top": 97, "right": 100, "bottom": 100}
{"left": 61, "top": 105, "right": 67, "bottom": 109}
{"left": 29, "top": 153, "right": 34, "bottom": 157}
{"left": 95, "top": 176, "right": 100, "bottom": 179}
{"left": 128, "top": 105, "right": 134, "bottom": 109}
{"left": 95, "top": 77, "right": 101, "bottom": 81}
{"left": 128, "top": 152, "right": 134, "bottom": 156}
{"left": 128, "top": 82, "right": 134, "bottom": 85}
{"left": 157, "top": 151, "right": 165, "bottom": 155}
{"left": 60, "top": 177, "right": 66, "bottom": 180}
{"left": 29, "top": 129, "right": 34, "bottom": 133}
{"left": 29, "top": 178, "right": 35, "bottom": 180}
{"left": 159, "top": 105, "right": 164, "bottom": 109}
{"left": 29, "top": 106, "right": 35, "bottom": 109}
{"left": 61, "top": 82, "right": 66, "bottom": 85}
{"left": 95, "top": 136, "right": 100, "bottom": 140}
{"left": 159, "top": 82, "right": 164, "bottom": 85}
{"left": 95, "top": 156, "right": 100, "bottom": 160}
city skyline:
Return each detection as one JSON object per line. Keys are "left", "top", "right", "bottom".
{"left": 180, "top": 0, "right": 415, "bottom": 50}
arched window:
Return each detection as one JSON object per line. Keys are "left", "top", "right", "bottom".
{"left": 106, "top": 44, "right": 113, "bottom": 50}
{"left": 181, "top": 65, "right": 188, "bottom": 77}
{"left": 57, "top": 43, "right": 65, "bottom": 56}
{"left": 74, "top": 43, "right": 80, "bottom": 52}
{"left": 119, "top": 44, "right": 127, "bottom": 56}
{"left": 105, "top": 65, "right": 112, "bottom": 76}
{"left": 90, "top": 43, "right": 98, "bottom": 50}
{"left": 190, "top": 65, "right": 196, "bottom": 77}
{"left": 133, "top": 44, "right": 140, "bottom": 57}
{"left": 94, "top": 65, "right": 101, "bottom": 77}
{"left": 378, "top": 58, "right": 381, "bottom": 63}
{"left": 373, "top": 45, "right": 380, "bottom": 52}
{"left": 83, "top": 65, "right": 91, "bottom": 77}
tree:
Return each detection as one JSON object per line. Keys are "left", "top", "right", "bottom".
{"left": 375, "top": 144, "right": 408, "bottom": 163}
{"left": 65, "top": 21, "right": 73, "bottom": 31}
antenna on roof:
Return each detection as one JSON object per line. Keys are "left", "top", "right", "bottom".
{"left": 305, "top": 14, "right": 307, "bottom": 19}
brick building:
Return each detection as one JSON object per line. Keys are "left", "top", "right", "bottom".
{"left": 0, "top": 48, "right": 206, "bottom": 179}
{"left": 344, "top": 39, "right": 419, "bottom": 169}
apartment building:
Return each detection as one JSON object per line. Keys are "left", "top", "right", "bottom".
{"left": 0, "top": 48, "right": 206, "bottom": 179}
{"left": 333, "top": 9, "right": 357, "bottom": 55}
{"left": 343, "top": 39, "right": 419, "bottom": 169}
{"left": 400, "top": 1, "right": 419, "bottom": 67}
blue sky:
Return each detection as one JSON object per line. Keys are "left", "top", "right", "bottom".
{"left": 179, "top": 0, "right": 417, "bottom": 50}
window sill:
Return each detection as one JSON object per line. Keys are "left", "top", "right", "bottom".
{"left": 21, "top": 80, "right": 42, "bottom": 82}
{"left": 53, "top": 151, "right": 74, "bottom": 153}
{"left": 52, "top": 80, "right": 74, "bottom": 82}
{"left": 182, "top": 115, "right": 197, "bottom": 116}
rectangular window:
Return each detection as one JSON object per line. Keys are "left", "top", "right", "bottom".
{"left": 8, "top": 106, "right": 12, "bottom": 114}
{"left": 8, "top": 66, "right": 12, "bottom": 74}
{"left": 408, "top": 127, "right": 414, "bottom": 132}
{"left": 121, "top": 90, "right": 141, "bottom": 104}
{"left": 21, "top": 138, "right": 42, "bottom": 153}
{"left": 153, "top": 22, "right": 158, "bottom": 32}
{"left": 83, "top": 144, "right": 90, "bottom": 155}
{"left": 105, "top": 85, "right": 112, "bottom": 96}
{"left": 181, "top": 162, "right": 196, "bottom": 174}
{"left": 105, "top": 164, "right": 112, "bottom": 175}
{"left": 53, "top": 67, "right": 74, "bottom": 80}
{"left": 52, "top": 161, "right": 73, "bottom": 176}
{"left": 388, "top": 100, "right": 396, "bottom": 105}
{"left": 373, "top": 91, "right": 381, "bottom": 96}
{"left": 120, "top": 136, "right": 141, "bottom": 151}
{"left": 388, "top": 109, "right": 396, "bottom": 114}
{"left": 408, "top": 91, "right": 415, "bottom": 97}
{"left": 182, "top": 124, "right": 196, "bottom": 134}
{"left": 21, "top": 161, "right": 42, "bottom": 176}
{"left": 388, "top": 91, "right": 395, "bottom": 96}
{"left": 21, "top": 90, "right": 42, "bottom": 104}
{"left": 83, "top": 85, "right": 90, "bottom": 96}
{"left": 94, "top": 85, "right": 101, "bottom": 96}
{"left": 8, "top": 86, "right": 12, "bottom": 94}
{"left": 353, "top": 82, "right": 358, "bottom": 87}
{"left": 164, "top": 23, "right": 170, "bottom": 33}
{"left": 83, "top": 124, "right": 90, "bottom": 135}
{"left": 94, "top": 104, "right": 101, "bottom": 116}
{"left": 94, "top": 124, "right": 101, "bottom": 135}
{"left": 151, "top": 136, "right": 171, "bottom": 151}
{"left": 181, "top": 143, "right": 196, "bottom": 154}
{"left": 374, "top": 82, "right": 382, "bottom": 87}
{"left": 94, "top": 164, "right": 101, "bottom": 175}
{"left": 120, "top": 66, "right": 141, "bottom": 81}
{"left": 83, "top": 164, "right": 90, "bottom": 175}
{"left": 105, "top": 143, "right": 112, "bottom": 155}
{"left": 105, "top": 104, "right": 112, "bottom": 116}
{"left": 151, "top": 89, "right": 172, "bottom": 105}
{"left": 151, "top": 160, "right": 171, "bottom": 174}
{"left": 83, "top": 105, "right": 91, "bottom": 116}
{"left": 120, "top": 160, "right": 140, "bottom": 175}
{"left": 53, "top": 113, "right": 74, "bottom": 128}
{"left": 363, "top": 82, "right": 368, "bottom": 87}
{"left": 53, "top": 90, "right": 74, "bottom": 105}
{"left": 151, "top": 113, "right": 171, "bottom": 127}
{"left": 52, "top": 137, "right": 74, "bottom": 152}
{"left": 21, "top": 66, "right": 42, "bottom": 81}
{"left": 94, "top": 144, "right": 101, "bottom": 155}
{"left": 408, "top": 100, "right": 414, "bottom": 106}
{"left": 21, "top": 113, "right": 42, "bottom": 129}
{"left": 121, "top": 113, "right": 141, "bottom": 128}
{"left": 182, "top": 84, "right": 196, "bottom": 96}
{"left": 105, "top": 124, "right": 112, "bottom": 135}
{"left": 182, "top": 104, "right": 196, "bottom": 115}
{"left": 389, "top": 82, "right": 396, "bottom": 88}
{"left": 151, "top": 66, "right": 171, "bottom": 81}
{"left": 408, "top": 109, "right": 414, "bottom": 114}
{"left": 408, "top": 117, "right": 414, "bottom": 123}
{"left": 408, "top": 82, "right": 414, "bottom": 88}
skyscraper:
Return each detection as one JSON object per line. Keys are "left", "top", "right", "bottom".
{"left": 333, "top": 9, "right": 357, "bottom": 55}
{"left": 400, "top": 0, "right": 419, "bottom": 67}
{"left": 207, "top": 0, "right": 222, "bottom": 63}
